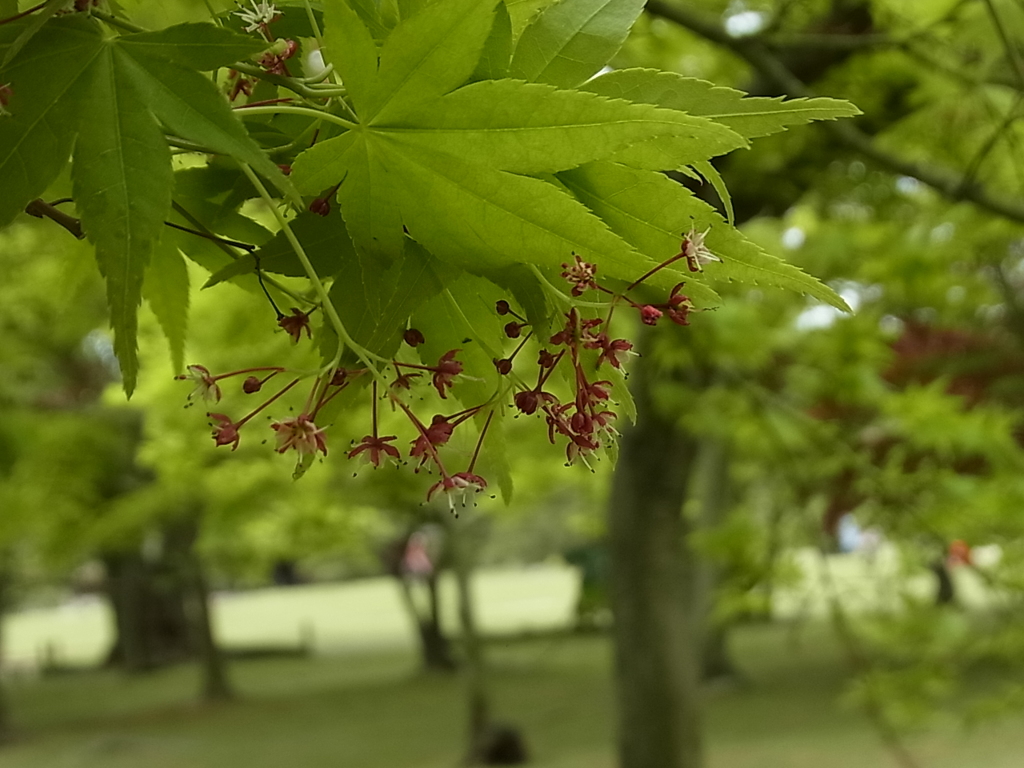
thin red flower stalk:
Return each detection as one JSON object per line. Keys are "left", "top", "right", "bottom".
{"left": 233, "top": 97, "right": 295, "bottom": 109}
{"left": 311, "top": 368, "right": 362, "bottom": 418}
{"left": 495, "top": 300, "right": 527, "bottom": 322}
{"left": 535, "top": 349, "right": 566, "bottom": 389}
{"left": 245, "top": 369, "right": 281, "bottom": 392}
{"left": 192, "top": 366, "right": 285, "bottom": 382}
{"left": 624, "top": 252, "right": 688, "bottom": 293}
{"left": 465, "top": 411, "right": 494, "bottom": 475}
{"left": 393, "top": 350, "right": 463, "bottom": 399}
{"left": 234, "top": 377, "right": 302, "bottom": 429}
{"left": 0, "top": 1, "right": 46, "bottom": 25}
{"left": 495, "top": 331, "right": 534, "bottom": 373}
{"left": 444, "top": 405, "right": 485, "bottom": 430}
{"left": 371, "top": 381, "right": 380, "bottom": 437}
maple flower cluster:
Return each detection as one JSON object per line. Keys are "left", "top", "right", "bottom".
{"left": 491, "top": 231, "right": 705, "bottom": 466}
{"left": 226, "top": 2, "right": 301, "bottom": 99}
{"left": 177, "top": 231, "right": 710, "bottom": 508}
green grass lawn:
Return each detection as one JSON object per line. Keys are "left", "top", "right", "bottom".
{"left": 4, "top": 625, "right": 1024, "bottom": 768}
{"left": 1, "top": 559, "right": 1020, "bottom": 767}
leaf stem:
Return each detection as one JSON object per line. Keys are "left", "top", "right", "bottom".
{"left": 166, "top": 136, "right": 221, "bottom": 155}
{"left": 170, "top": 200, "right": 312, "bottom": 307}
{"left": 90, "top": 9, "right": 145, "bottom": 33}
{"left": 234, "top": 104, "right": 356, "bottom": 130}
{"left": 303, "top": 0, "right": 325, "bottom": 52}
{"left": 164, "top": 221, "right": 255, "bottom": 252}
{"left": 231, "top": 62, "right": 347, "bottom": 101}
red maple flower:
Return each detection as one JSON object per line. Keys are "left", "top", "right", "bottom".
{"left": 270, "top": 415, "right": 327, "bottom": 456}
{"left": 666, "top": 283, "right": 693, "bottom": 326}
{"left": 179, "top": 364, "right": 222, "bottom": 403}
{"left": 597, "top": 338, "right": 635, "bottom": 369}
{"left": 410, "top": 415, "right": 454, "bottom": 466}
{"left": 348, "top": 434, "right": 400, "bottom": 467}
{"left": 278, "top": 308, "right": 313, "bottom": 343}
{"left": 427, "top": 472, "right": 488, "bottom": 510}
{"left": 432, "top": 350, "right": 463, "bottom": 399}
{"left": 560, "top": 253, "right": 599, "bottom": 296}
{"left": 208, "top": 413, "right": 240, "bottom": 451}
{"left": 639, "top": 305, "right": 663, "bottom": 326}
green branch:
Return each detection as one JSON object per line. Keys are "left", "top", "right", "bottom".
{"left": 232, "top": 103, "right": 357, "bottom": 130}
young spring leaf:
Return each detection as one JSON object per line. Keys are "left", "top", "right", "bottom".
{"left": 118, "top": 23, "right": 266, "bottom": 70}
{"left": 143, "top": 240, "right": 191, "bottom": 374}
{"left": 72, "top": 45, "right": 174, "bottom": 397}
{"left": 558, "top": 161, "right": 850, "bottom": 310}
{"left": 294, "top": 0, "right": 745, "bottom": 279}
{"left": 510, "top": 0, "right": 646, "bottom": 89}
{"left": 584, "top": 68, "right": 862, "bottom": 141}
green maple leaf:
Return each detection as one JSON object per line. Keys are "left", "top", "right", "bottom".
{"left": 294, "top": 0, "right": 745, "bottom": 285}
{"left": 509, "top": 0, "right": 647, "bottom": 89}
{"left": 204, "top": 210, "right": 359, "bottom": 288}
{"left": 558, "top": 161, "right": 851, "bottom": 310}
{"left": 143, "top": 239, "right": 191, "bottom": 374}
{"left": 583, "top": 68, "right": 862, "bottom": 141}
{"left": 327, "top": 238, "right": 450, "bottom": 362}
{"left": 0, "top": 16, "right": 291, "bottom": 394}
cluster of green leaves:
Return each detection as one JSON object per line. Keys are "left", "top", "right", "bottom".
{"left": 0, "top": 0, "right": 857, "bottom": 480}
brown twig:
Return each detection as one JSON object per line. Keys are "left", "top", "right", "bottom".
{"left": 24, "top": 199, "right": 84, "bottom": 239}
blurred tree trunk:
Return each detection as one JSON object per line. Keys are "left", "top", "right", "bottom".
{"left": 450, "top": 520, "right": 491, "bottom": 757}
{"left": 395, "top": 571, "right": 458, "bottom": 672}
{"left": 450, "top": 517, "right": 528, "bottom": 765}
{"left": 691, "top": 438, "right": 737, "bottom": 682}
{"left": 0, "top": 557, "right": 12, "bottom": 743}
{"left": 383, "top": 531, "right": 457, "bottom": 673}
{"left": 102, "top": 516, "right": 232, "bottom": 701}
{"left": 608, "top": 335, "right": 704, "bottom": 768}
{"left": 167, "top": 516, "right": 233, "bottom": 702}
{"left": 103, "top": 550, "right": 172, "bottom": 671}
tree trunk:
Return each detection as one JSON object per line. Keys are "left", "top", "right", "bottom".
{"left": 450, "top": 520, "right": 491, "bottom": 757}
{"left": 448, "top": 517, "right": 528, "bottom": 765}
{"left": 691, "top": 438, "right": 738, "bottom": 682}
{"left": 384, "top": 530, "right": 457, "bottom": 673}
{"left": 166, "top": 518, "right": 233, "bottom": 702}
{"left": 104, "top": 551, "right": 158, "bottom": 671}
{"left": 186, "top": 556, "right": 232, "bottom": 701}
{"left": 394, "top": 571, "right": 458, "bottom": 672}
{"left": 608, "top": 340, "right": 704, "bottom": 768}
{"left": 0, "top": 557, "right": 13, "bottom": 743}
{"left": 930, "top": 560, "right": 955, "bottom": 606}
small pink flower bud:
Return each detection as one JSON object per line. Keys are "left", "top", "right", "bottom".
{"left": 504, "top": 322, "right": 522, "bottom": 339}
{"left": 404, "top": 328, "right": 425, "bottom": 347}
{"left": 242, "top": 376, "right": 262, "bottom": 393}
{"left": 309, "top": 197, "right": 331, "bottom": 216}
{"left": 496, "top": 300, "right": 511, "bottom": 315}
{"left": 639, "top": 305, "right": 663, "bottom": 326}
{"left": 494, "top": 358, "right": 512, "bottom": 375}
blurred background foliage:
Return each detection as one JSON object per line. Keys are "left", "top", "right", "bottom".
{"left": 4, "top": 0, "right": 1024, "bottom": 766}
